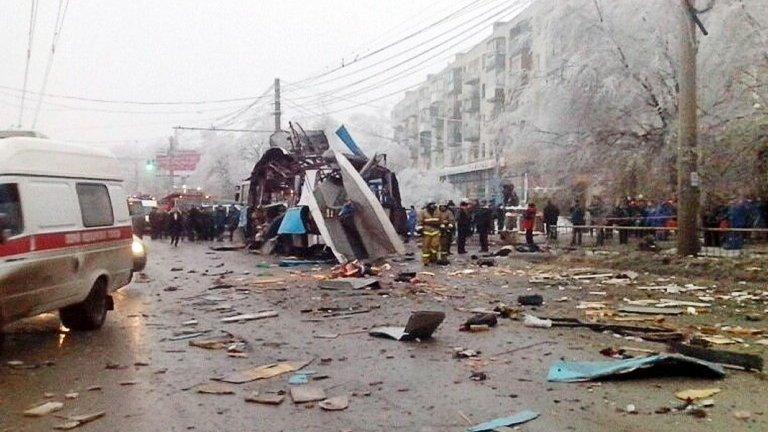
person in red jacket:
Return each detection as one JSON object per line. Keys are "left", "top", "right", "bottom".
{"left": 523, "top": 202, "right": 537, "bottom": 246}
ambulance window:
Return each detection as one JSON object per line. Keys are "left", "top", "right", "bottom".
{"left": 0, "top": 183, "right": 23, "bottom": 236}
{"left": 76, "top": 183, "right": 114, "bottom": 227}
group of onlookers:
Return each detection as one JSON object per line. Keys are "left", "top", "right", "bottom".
{"left": 133, "top": 205, "right": 241, "bottom": 247}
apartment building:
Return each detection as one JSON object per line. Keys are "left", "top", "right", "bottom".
{"left": 392, "top": 10, "right": 536, "bottom": 199}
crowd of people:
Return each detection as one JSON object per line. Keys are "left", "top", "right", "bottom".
{"left": 133, "top": 205, "right": 241, "bottom": 247}
{"left": 404, "top": 194, "right": 768, "bottom": 265}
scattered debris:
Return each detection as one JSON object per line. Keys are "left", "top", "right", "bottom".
{"left": 196, "top": 383, "right": 237, "bottom": 395}
{"left": 733, "top": 410, "right": 752, "bottom": 421}
{"left": 547, "top": 354, "right": 726, "bottom": 382}
{"left": 53, "top": 412, "right": 105, "bottom": 430}
{"left": 454, "top": 348, "right": 481, "bottom": 359}
{"left": 466, "top": 410, "right": 539, "bottom": 432}
{"left": 318, "top": 278, "right": 379, "bottom": 290}
{"left": 217, "top": 360, "right": 312, "bottom": 384}
{"left": 23, "top": 401, "right": 64, "bottom": 417}
{"left": 670, "top": 342, "right": 764, "bottom": 371}
{"left": 220, "top": 311, "right": 278, "bottom": 323}
{"left": 290, "top": 385, "right": 326, "bottom": 403}
{"left": 469, "top": 371, "right": 488, "bottom": 382}
{"left": 394, "top": 272, "right": 417, "bottom": 282}
{"left": 618, "top": 306, "right": 685, "bottom": 315}
{"left": 459, "top": 314, "right": 497, "bottom": 331}
{"left": 369, "top": 311, "right": 445, "bottom": 341}
{"left": 517, "top": 294, "right": 543, "bottom": 306}
{"left": 523, "top": 314, "right": 552, "bottom": 328}
{"left": 319, "top": 395, "right": 349, "bottom": 411}
{"left": 245, "top": 391, "right": 285, "bottom": 405}
{"left": 675, "top": 388, "right": 721, "bottom": 402}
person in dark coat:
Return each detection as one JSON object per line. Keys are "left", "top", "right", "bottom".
{"left": 168, "top": 208, "right": 184, "bottom": 247}
{"left": 570, "top": 203, "right": 585, "bottom": 246}
{"left": 543, "top": 200, "right": 559, "bottom": 240}
{"left": 456, "top": 202, "right": 473, "bottom": 254}
{"left": 474, "top": 200, "right": 493, "bottom": 252}
{"left": 726, "top": 198, "right": 748, "bottom": 250}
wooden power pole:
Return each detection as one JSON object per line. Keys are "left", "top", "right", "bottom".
{"left": 676, "top": 0, "right": 712, "bottom": 256}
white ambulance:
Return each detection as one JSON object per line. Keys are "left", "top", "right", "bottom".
{"left": 0, "top": 132, "right": 143, "bottom": 332}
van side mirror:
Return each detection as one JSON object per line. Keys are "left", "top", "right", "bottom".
{"left": 0, "top": 213, "right": 8, "bottom": 244}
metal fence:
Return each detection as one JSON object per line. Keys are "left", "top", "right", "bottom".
{"left": 543, "top": 224, "right": 768, "bottom": 258}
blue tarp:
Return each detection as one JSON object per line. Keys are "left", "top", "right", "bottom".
{"left": 547, "top": 354, "right": 726, "bottom": 383}
{"left": 277, "top": 207, "right": 307, "bottom": 235}
{"left": 335, "top": 125, "right": 365, "bottom": 158}
{"left": 467, "top": 410, "right": 539, "bottom": 432}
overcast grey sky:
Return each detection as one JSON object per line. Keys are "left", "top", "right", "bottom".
{"left": 0, "top": 0, "right": 528, "bottom": 146}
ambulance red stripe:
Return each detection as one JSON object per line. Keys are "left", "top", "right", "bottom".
{"left": 0, "top": 226, "right": 133, "bottom": 258}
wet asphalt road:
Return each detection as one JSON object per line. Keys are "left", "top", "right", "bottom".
{"left": 1, "top": 239, "right": 766, "bottom": 431}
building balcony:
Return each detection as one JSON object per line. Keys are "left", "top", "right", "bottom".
{"left": 462, "top": 98, "right": 480, "bottom": 113}
{"left": 485, "top": 53, "right": 506, "bottom": 71}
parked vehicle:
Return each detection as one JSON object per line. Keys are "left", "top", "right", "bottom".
{"left": 0, "top": 133, "right": 140, "bottom": 331}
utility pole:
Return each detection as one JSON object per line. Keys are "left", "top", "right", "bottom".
{"left": 274, "top": 78, "right": 281, "bottom": 132}
{"left": 676, "top": 0, "right": 712, "bottom": 256}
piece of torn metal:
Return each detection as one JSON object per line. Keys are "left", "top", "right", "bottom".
{"left": 466, "top": 410, "right": 540, "bottom": 432}
{"left": 675, "top": 388, "right": 721, "bottom": 401}
{"left": 290, "top": 385, "right": 326, "bottom": 403}
{"left": 245, "top": 391, "right": 285, "bottom": 405}
{"left": 369, "top": 311, "right": 445, "bottom": 341}
{"left": 618, "top": 306, "right": 685, "bottom": 315}
{"left": 23, "top": 401, "right": 64, "bottom": 417}
{"left": 547, "top": 354, "right": 726, "bottom": 382}
{"left": 318, "top": 278, "right": 380, "bottom": 290}
{"left": 670, "top": 342, "right": 764, "bottom": 371}
{"left": 319, "top": 395, "right": 349, "bottom": 411}
{"left": 220, "top": 311, "right": 278, "bottom": 323}
{"left": 217, "top": 360, "right": 312, "bottom": 384}
{"left": 196, "top": 383, "right": 237, "bottom": 395}
{"left": 53, "top": 412, "right": 105, "bottom": 430}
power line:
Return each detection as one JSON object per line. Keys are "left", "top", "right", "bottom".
{"left": 0, "top": 89, "right": 255, "bottom": 115}
{"left": 0, "top": 83, "right": 274, "bottom": 106}
{"left": 348, "top": 0, "right": 462, "bottom": 60}
{"left": 172, "top": 126, "right": 274, "bottom": 133}
{"left": 293, "top": 0, "right": 510, "bottom": 91}
{"left": 32, "top": 0, "right": 71, "bottom": 128}
{"left": 292, "top": 0, "right": 485, "bottom": 86}
{"left": 286, "top": 0, "right": 527, "bottom": 107}
{"left": 292, "top": 0, "right": 530, "bottom": 111}
{"left": 18, "top": 0, "right": 40, "bottom": 127}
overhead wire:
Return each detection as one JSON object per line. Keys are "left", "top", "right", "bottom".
{"left": 284, "top": 0, "right": 526, "bottom": 110}
{"left": 291, "top": 0, "right": 485, "bottom": 86}
{"left": 290, "top": 0, "right": 530, "bottom": 112}
{"left": 347, "top": 0, "right": 460, "bottom": 59}
{"left": 18, "top": 0, "right": 40, "bottom": 127}
{"left": 0, "top": 89, "right": 256, "bottom": 115}
{"left": 31, "top": 0, "right": 70, "bottom": 128}
{"left": 0, "top": 83, "right": 275, "bottom": 106}
{"left": 290, "top": 0, "right": 510, "bottom": 91}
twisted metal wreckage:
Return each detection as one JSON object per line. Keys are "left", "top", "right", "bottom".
{"left": 245, "top": 123, "right": 406, "bottom": 263}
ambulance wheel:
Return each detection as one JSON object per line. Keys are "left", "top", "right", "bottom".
{"left": 60, "top": 279, "right": 108, "bottom": 331}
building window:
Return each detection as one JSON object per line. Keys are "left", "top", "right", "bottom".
{"left": 0, "top": 183, "right": 23, "bottom": 236}
{"left": 76, "top": 183, "right": 114, "bottom": 227}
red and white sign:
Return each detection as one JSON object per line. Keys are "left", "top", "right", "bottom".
{"left": 156, "top": 151, "right": 201, "bottom": 172}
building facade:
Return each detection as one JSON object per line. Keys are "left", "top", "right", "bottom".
{"left": 392, "top": 13, "right": 536, "bottom": 200}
